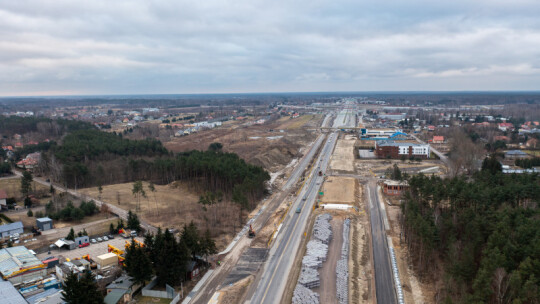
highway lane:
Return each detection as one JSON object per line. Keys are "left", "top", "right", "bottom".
{"left": 187, "top": 114, "right": 332, "bottom": 304}
{"left": 367, "top": 181, "right": 397, "bottom": 304}
{"left": 248, "top": 131, "right": 338, "bottom": 304}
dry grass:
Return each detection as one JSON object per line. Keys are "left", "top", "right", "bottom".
{"left": 277, "top": 115, "right": 317, "bottom": 129}
{"left": 320, "top": 176, "right": 356, "bottom": 204}
{"left": 78, "top": 181, "right": 242, "bottom": 250}
{"left": 0, "top": 177, "right": 49, "bottom": 199}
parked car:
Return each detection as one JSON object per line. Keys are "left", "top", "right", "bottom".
{"left": 79, "top": 242, "right": 90, "bottom": 248}
{"left": 107, "top": 234, "right": 114, "bottom": 239}
{"left": 103, "top": 236, "right": 109, "bottom": 241}
{"left": 91, "top": 239, "right": 97, "bottom": 244}
{"left": 130, "top": 231, "right": 137, "bottom": 237}
{"left": 97, "top": 237, "right": 103, "bottom": 242}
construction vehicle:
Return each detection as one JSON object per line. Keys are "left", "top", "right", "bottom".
{"left": 107, "top": 244, "right": 126, "bottom": 266}
{"left": 119, "top": 228, "right": 132, "bottom": 239}
{"left": 248, "top": 225, "right": 256, "bottom": 238}
{"left": 124, "top": 239, "right": 144, "bottom": 249}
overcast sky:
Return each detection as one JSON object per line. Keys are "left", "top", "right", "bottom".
{"left": 1, "top": 0, "right": 540, "bottom": 96}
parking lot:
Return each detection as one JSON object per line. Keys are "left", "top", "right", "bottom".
{"left": 36, "top": 236, "right": 144, "bottom": 261}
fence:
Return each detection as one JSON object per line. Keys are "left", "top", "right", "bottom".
{"left": 142, "top": 277, "right": 175, "bottom": 299}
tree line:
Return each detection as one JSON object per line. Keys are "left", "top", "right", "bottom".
{"left": 38, "top": 128, "right": 269, "bottom": 208}
{"left": 124, "top": 222, "right": 217, "bottom": 286}
{"left": 515, "top": 157, "right": 540, "bottom": 169}
{"left": 401, "top": 164, "right": 540, "bottom": 303}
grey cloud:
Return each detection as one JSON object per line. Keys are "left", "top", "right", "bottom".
{"left": 1, "top": 0, "right": 540, "bottom": 95}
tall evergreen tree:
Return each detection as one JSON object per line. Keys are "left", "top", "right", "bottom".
{"left": 61, "top": 270, "right": 104, "bottom": 304}
{"left": 66, "top": 228, "right": 75, "bottom": 241}
{"left": 20, "top": 170, "right": 33, "bottom": 197}
{"left": 127, "top": 210, "right": 140, "bottom": 232}
{"left": 124, "top": 239, "right": 152, "bottom": 285}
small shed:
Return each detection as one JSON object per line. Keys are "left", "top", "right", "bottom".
{"left": 36, "top": 217, "right": 53, "bottom": 231}
{"left": 54, "top": 238, "right": 77, "bottom": 250}
{"left": 0, "top": 189, "right": 7, "bottom": 209}
{"left": 74, "top": 236, "right": 89, "bottom": 246}
{"left": 0, "top": 221, "right": 23, "bottom": 238}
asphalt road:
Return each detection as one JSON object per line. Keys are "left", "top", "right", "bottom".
{"left": 248, "top": 131, "right": 339, "bottom": 304}
{"left": 187, "top": 114, "right": 332, "bottom": 304}
{"left": 367, "top": 181, "right": 397, "bottom": 304}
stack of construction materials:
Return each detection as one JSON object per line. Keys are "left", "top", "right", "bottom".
{"left": 312, "top": 214, "right": 332, "bottom": 244}
{"left": 298, "top": 267, "right": 320, "bottom": 288}
{"left": 390, "top": 247, "right": 405, "bottom": 304}
{"left": 293, "top": 214, "right": 335, "bottom": 304}
{"left": 292, "top": 284, "right": 320, "bottom": 304}
{"left": 302, "top": 240, "right": 328, "bottom": 268}
{"left": 336, "top": 219, "right": 350, "bottom": 304}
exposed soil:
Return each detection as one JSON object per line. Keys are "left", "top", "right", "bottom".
{"left": 349, "top": 180, "right": 371, "bottom": 303}
{"left": 330, "top": 138, "right": 356, "bottom": 172}
{"left": 320, "top": 176, "right": 355, "bottom": 204}
{"left": 164, "top": 115, "right": 322, "bottom": 172}
{"left": 218, "top": 275, "right": 253, "bottom": 304}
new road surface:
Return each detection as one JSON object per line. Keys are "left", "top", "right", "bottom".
{"left": 248, "top": 132, "right": 339, "bottom": 304}
{"left": 367, "top": 181, "right": 398, "bottom": 304}
{"left": 186, "top": 114, "right": 332, "bottom": 304}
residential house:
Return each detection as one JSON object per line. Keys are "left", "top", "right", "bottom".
{"left": 525, "top": 138, "right": 539, "bottom": 149}
{"left": 498, "top": 122, "right": 514, "bottom": 132}
{"left": 494, "top": 136, "right": 510, "bottom": 142}
{"left": 432, "top": 136, "right": 445, "bottom": 144}
{"left": 104, "top": 275, "right": 142, "bottom": 304}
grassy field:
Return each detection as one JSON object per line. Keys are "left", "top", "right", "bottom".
{"left": 524, "top": 150, "right": 540, "bottom": 156}
{"left": 0, "top": 177, "right": 49, "bottom": 198}
{"left": 276, "top": 114, "right": 318, "bottom": 129}
{"left": 79, "top": 181, "right": 246, "bottom": 250}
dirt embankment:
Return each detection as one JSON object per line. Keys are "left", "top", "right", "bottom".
{"left": 164, "top": 115, "right": 322, "bottom": 173}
